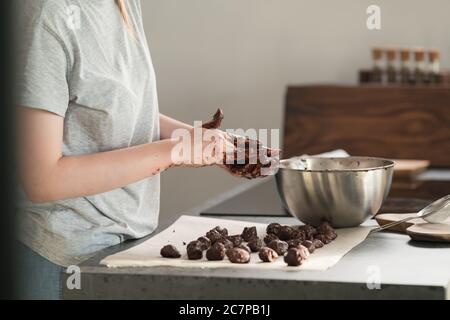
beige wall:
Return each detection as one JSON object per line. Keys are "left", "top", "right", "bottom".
{"left": 140, "top": 0, "right": 450, "bottom": 222}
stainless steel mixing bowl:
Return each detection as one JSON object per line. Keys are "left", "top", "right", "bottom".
{"left": 275, "top": 157, "right": 394, "bottom": 228}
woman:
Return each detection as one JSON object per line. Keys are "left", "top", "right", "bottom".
{"left": 15, "top": 0, "right": 273, "bottom": 300}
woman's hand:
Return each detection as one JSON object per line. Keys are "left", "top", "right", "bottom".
{"left": 172, "top": 127, "right": 236, "bottom": 168}
{"left": 164, "top": 108, "right": 281, "bottom": 178}
{"left": 196, "top": 108, "right": 281, "bottom": 179}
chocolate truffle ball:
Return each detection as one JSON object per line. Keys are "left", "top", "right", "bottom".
{"left": 226, "top": 248, "right": 250, "bottom": 264}
{"left": 206, "top": 242, "right": 226, "bottom": 261}
{"left": 268, "top": 240, "right": 289, "bottom": 256}
{"left": 284, "top": 248, "right": 303, "bottom": 267}
{"left": 258, "top": 247, "right": 279, "bottom": 262}
{"left": 241, "top": 226, "right": 258, "bottom": 242}
{"left": 187, "top": 241, "right": 204, "bottom": 260}
{"left": 248, "top": 237, "right": 263, "bottom": 253}
{"left": 160, "top": 245, "right": 181, "bottom": 258}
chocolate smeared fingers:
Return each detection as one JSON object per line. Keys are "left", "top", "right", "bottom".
{"left": 201, "top": 109, "right": 280, "bottom": 179}
{"left": 202, "top": 108, "right": 224, "bottom": 129}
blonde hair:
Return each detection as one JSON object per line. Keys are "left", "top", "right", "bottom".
{"left": 116, "top": 0, "right": 132, "bottom": 30}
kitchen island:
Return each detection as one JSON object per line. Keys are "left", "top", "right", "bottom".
{"left": 63, "top": 177, "right": 450, "bottom": 300}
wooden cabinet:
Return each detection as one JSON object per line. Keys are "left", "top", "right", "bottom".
{"left": 284, "top": 85, "right": 450, "bottom": 167}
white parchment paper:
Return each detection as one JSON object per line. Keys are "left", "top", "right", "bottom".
{"left": 101, "top": 216, "right": 371, "bottom": 271}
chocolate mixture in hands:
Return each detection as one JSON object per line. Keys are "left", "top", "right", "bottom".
{"left": 201, "top": 108, "right": 224, "bottom": 130}
{"left": 202, "top": 109, "right": 280, "bottom": 179}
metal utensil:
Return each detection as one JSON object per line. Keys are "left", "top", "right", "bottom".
{"left": 275, "top": 157, "right": 394, "bottom": 228}
{"left": 370, "top": 195, "right": 450, "bottom": 234}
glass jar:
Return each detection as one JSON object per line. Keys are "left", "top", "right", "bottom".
{"left": 386, "top": 48, "right": 397, "bottom": 84}
{"left": 399, "top": 48, "right": 411, "bottom": 84}
{"left": 371, "top": 48, "right": 384, "bottom": 83}
{"left": 413, "top": 48, "right": 426, "bottom": 84}
{"left": 428, "top": 49, "right": 441, "bottom": 84}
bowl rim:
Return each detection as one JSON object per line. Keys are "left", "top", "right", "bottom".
{"left": 278, "top": 156, "right": 395, "bottom": 173}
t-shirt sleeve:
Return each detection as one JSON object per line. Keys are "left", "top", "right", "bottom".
{"left": 17, "top": 24, "right": 70, "bottom": 118}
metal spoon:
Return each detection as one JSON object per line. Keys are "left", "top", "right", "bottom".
{"left": 370, "top": 194, "right": 450, "bottom": 234}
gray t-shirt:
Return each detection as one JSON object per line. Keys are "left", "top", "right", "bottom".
{"left": 15, "top": 0, "right": 160, "bottom": 267}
